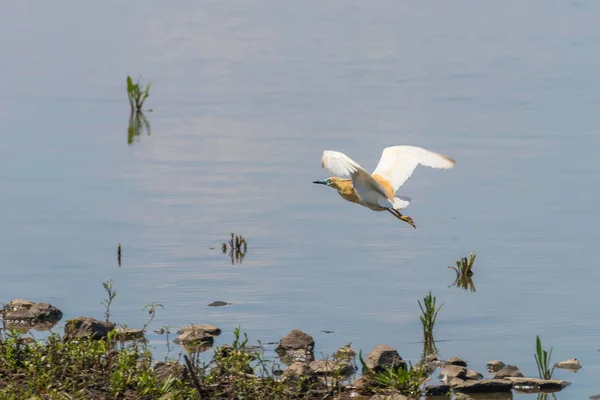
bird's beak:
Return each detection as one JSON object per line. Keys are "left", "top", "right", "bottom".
{"left": 312, "top": 180, "right": 328, "bottom": 185}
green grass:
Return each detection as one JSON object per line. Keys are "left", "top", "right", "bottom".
{"left": 534, "top": 335, "right": 556, "bottom": 380}
{"left": 126, "top": 75, "right": 151, "bottom": 114}
{"left": 449, "top": 251, "right": 476, "bottom": 277}
{"left": 448, "top": 252, "right": 477, "bottom": 292}
{"left": 418, "top": 291, "right": 443, "bottom": 356}
{"left": 359, "top": 351, "right": 428, "bottom": 397}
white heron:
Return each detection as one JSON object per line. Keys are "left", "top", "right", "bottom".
{"left": 312, "top": 145, "right": 456, "bottom": 228}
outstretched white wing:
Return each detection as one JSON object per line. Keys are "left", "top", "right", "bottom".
{"left": 320, "top": 150, "right": 365, "bottom": 177}
{"left": 372, "top": 146, "right": 455, "bottom": 192}
{"left": 320, "top": 150, "right": 390, "bottom": 204}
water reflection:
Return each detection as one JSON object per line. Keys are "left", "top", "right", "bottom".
{"left": 448, "top": 269, "right": 477, "bottom": 292}
{"left": 221, "top": 233, "right": 248, "bottom": 265}
{"left": 448, "top": 252, "right": 477, "bottom": 292}
{"left": 127, "top": 110, "right": 151, "bottom": 145}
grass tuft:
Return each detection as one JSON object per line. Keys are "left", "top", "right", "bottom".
{"left": 534, "top": 335, "right": 556, "bottom": 380}
{"left": 126, "top": 75, "right": 151, "bottom": 113}
{"left": 418, "top": 291, "right": 443, "bottom": 356}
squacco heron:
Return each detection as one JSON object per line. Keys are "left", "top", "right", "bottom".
{"left": 313, "top": 145, "right": 455, "bottom": 228}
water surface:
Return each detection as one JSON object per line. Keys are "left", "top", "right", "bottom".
{"left": 1, "top": 1, "right": 600, "bottom": 398}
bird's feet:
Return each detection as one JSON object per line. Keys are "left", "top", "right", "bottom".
{"left": 387, "top": 208, "right": 417, "bottom": 228}
{"left": 400, "top": 215, "right": 416, "bottom": 229}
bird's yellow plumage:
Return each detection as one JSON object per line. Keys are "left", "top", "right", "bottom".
{"left": 313, "top": 145, "right": 456, "bottom": 228}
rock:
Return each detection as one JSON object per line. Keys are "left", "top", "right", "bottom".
{"left": 207, "top": 301, "right": 230, "bottom": 307}
{"left": 505, "top": 377, "right": 570, "bottom": 390}
{"left": 279, "top": 349, "right": 314, "bottom": 364}
{"left": 493, "top": 365, "right": 523, "bottom": 379}
{"left": 333, "top": 343, "right": 356, "bottom": 361}
{"left": 555, "top": 358, "right": 581, "bottom": 370}
{"left": 3, "top": 299, "right": 63, "bottom": 325}
{"left": 177, "top": 324, "right": 221, "bottom": 336}
{"left": 284, "top": 362, "right": 314, "bottom": 377}
{"left": 465, "top": 368, "right": 483, "bottom": 380}
{"left": 454, "top": 394, "right": 513, "bottom": 400}
{"left": 425, "top": 384, "right": 450, "bottom": 395}
{"left": 180, "top": 342, "right": 213, "bottom": 354}
{"left": 64, "top": 317, "right": 114, "bottom": 340}
{"left": 309, "top": 359, "right": 355, "bottom": 377}
{"left": 282, "top": 362, "right": 318, "bottom": 390}
{"left": 370, "top": 395, "right": 409, "bottom": 400}
{"left": 349, "top": 376, "right": 371, "bottom": 394}
{"left": 453, "top": 379, "right": 513, "bottom": 393}
{"left": 364, "top": 344, "right": 406, "bottom": 372}
{"left": 486, "top": 360, "right": 506, "bottom": 372}
{"left": 446, "top": 356, "right": 467, "bottom": 367}
{"left": 450, "top": 377, "right": 465, "bottom": 386}
{"left": 440, "top": 365, "right": 467, "bottom": 380}
{"left": 115, "top": 328, "right": 144, "bottom": 341}
{"left": 276, "top": 329, "right": 315, "bottom": 353}
{"left": 154, "top": 361, "right": 186, "bottom": 382}
{"left": 173, "top": 328, "right": 215, "bottom": 346}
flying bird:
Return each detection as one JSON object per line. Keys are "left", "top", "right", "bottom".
{"left": 313, "top": 145, "right": 455, "bottom": 228}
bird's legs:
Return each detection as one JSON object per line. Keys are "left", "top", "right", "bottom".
{"left": 387, "top": 208, "right": 416, "bottom": 228}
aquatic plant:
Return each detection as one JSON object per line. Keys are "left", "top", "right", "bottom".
{"left": 141, "top": 303, "right": 163, "bottom": 333}
{"left": 418, "top": 291, "right": 443, "bottom": 356}
{"left": 222, "top": 232, "right": 248, "bottom": 264}
{"left": 101, "top": 279, "right": 116, "bottom": 323}
{"left": 449, "top": 251, "right": 476, "bottom": 277}
{"left": 448, "top": 252, "right": 477, "bottom": 292}
{"left": 117, "top": 242, "right": 122, "bottom": 267}
{"left": 534, "top": 335, "right": 556, "bottom": 380}
{"left": 127, "top": 109, "right": 151, "bottom": 144}
{"left": 359, "top": 351, "right": 427, "bottom": 397}
{"left": 126, "top": 75, "right": 151, "bottom": 114}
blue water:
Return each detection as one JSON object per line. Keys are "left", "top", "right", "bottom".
{"left": 1, "top": 1, "right": 600, "bottom": 398}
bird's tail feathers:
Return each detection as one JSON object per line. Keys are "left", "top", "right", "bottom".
{"left": 391, "top": 196, "right": 411, "bottom": 210}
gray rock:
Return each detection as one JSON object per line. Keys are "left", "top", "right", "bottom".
{"left": 446, "top": 356, "right": 467, "bottom": 367}
{"left": 207, "top": 301, "right": 230, "bottom": 307}
{"left": 349, "top": 376, "right": 371, "bottom": 395}
{"left": 450, "top": 377, "right": 465, "bottom": 386}
{"left": 465, "top": 367, "right": 484, "bottom": 380}
{"left": 3, "top": 299, "right": 63, "bottom": 324}
{"left": 154, "top": 361, "right": 186, "bottom": 382}
{"left": 493, "top": 365, "right": 523, "bottom": 379}
{"left": 115, "top": 328, "right": 144, "bottom": 341}
{"left": 453, "top": 379, "right": 513, "bottom": 393}
{"left": 555, "top": 358, "right": 581, "bottom": 370}
{"left": 364, "top": 344, "right": 406, "bottom": 372}
{"left": 486, "top": 360, "right": 506, "bottom": 372}
{"left": 505, "top": 377, "right": 570, "bottom": 390}
{"left": 333, "top": 343, "right": 356, "bottom": 361}
{"left": 284, "top": 362, "right": 314, "bottom": 377}
{"left": 279, "top": 349, "right": 315, "bottom": 364}
{"left": 425, "top": 384, "right": 450, "bottom": 395}
{"left": 173, "top": 328, "right": 215, "bottom": 345}
{"left": 177, "top": 324, "right": 221, "bottom": 336}
{"left": 276, "top": 329, "right": 315, "bottom": 353}
{"left": 370, "top": 395, "right": 409, "bottom": 400}
{"left": 64, "top": 317, "right": 114, "bottom": 340}
{"left": 309, "top": 359, "right": 354, "bottom": 377}
{"left": 440, "top": 365, "right": 467, "bottom": 380}
{"left": 282, "top": 362, "right": 318, "bottom": 390}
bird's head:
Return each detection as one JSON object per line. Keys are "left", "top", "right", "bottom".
{"left": 312, "top": 177, "right": 348, "bottom": 190}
